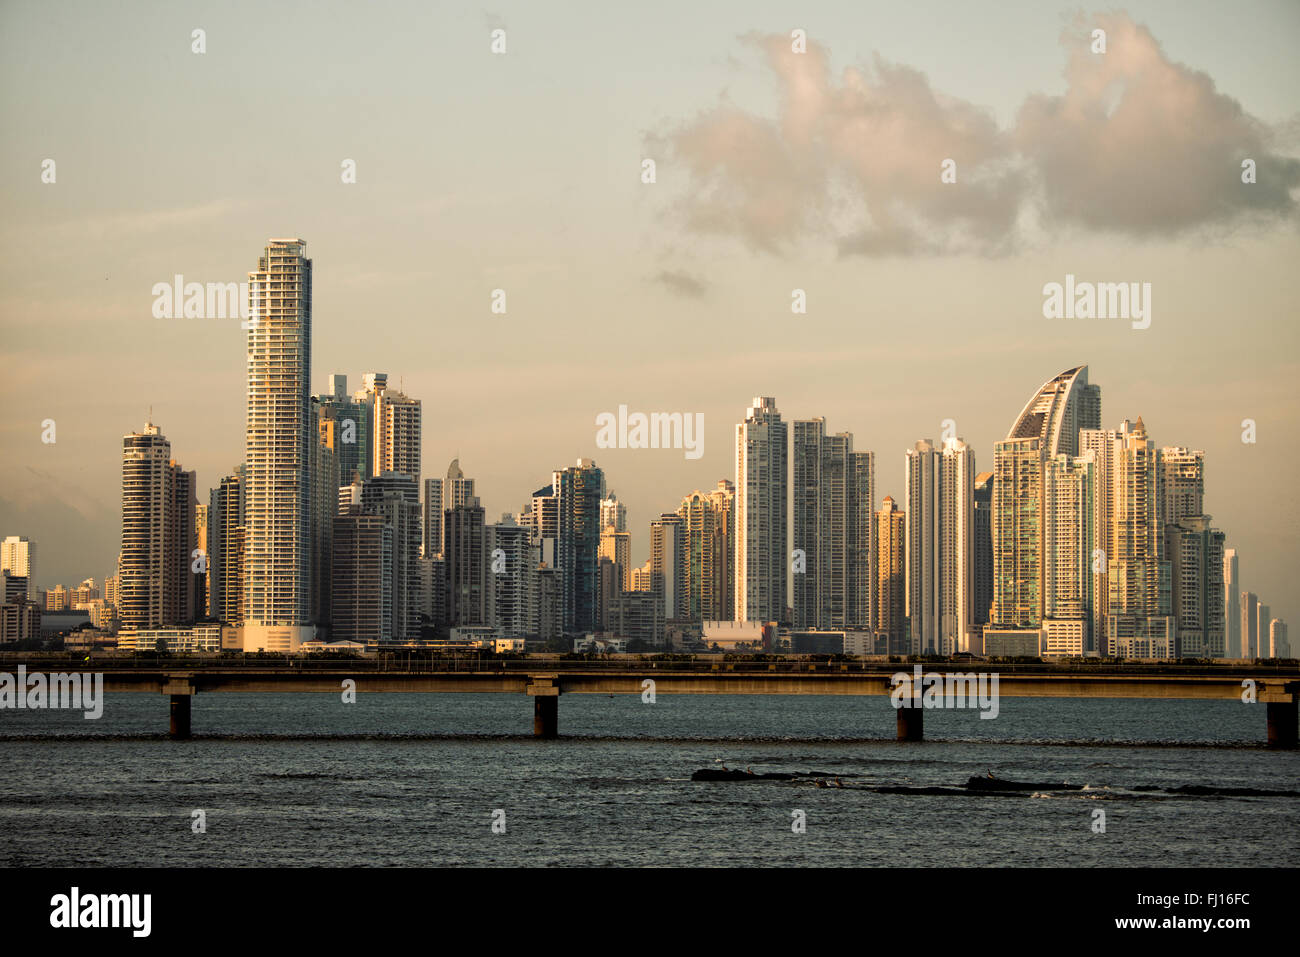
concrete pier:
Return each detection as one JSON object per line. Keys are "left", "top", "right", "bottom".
{"left": 896, "top": 704, "right": 923, "bottom": 742}
{"left": 169, "top": 694, "right": 191, "bottom": 740}
{"left": 1266, "top": 698, "right": 1297, "bottom": 749}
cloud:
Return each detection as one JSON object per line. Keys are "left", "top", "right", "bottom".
{"left": 656, "top": 16, "right": 1300, "bottom": 255}
{"left": 652, "top": 269, "right": 709, "bottom": 298}
{"left": 1016, "top": 13, "right": 1300, "bottom": 236}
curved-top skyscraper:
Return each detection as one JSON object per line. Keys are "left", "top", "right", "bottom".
{"left": 988, "top": 366, "right": 1101, "bottom": 645}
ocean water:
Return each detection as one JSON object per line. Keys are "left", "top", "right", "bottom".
{"left": 2, "top": 693, "right": 1297, "bottom": 867}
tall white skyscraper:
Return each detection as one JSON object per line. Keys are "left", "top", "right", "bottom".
{"left": 907, "top": 437, "right": 975, "bottom": 654}
{"left": 243, "top": 239, "right": 314, "bottom": 650}
{"left": 1224, "top": 548, "right": 1240, "bottom": 656}
{"left": 0, "top": 536, "right": 34, "bottom": 598}
{"left": 735, "top": 397, "right": 788, "bottom": 623}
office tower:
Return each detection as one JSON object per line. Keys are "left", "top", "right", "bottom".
{"left": 991, "top": 366, "right": 1101, "bottom": 647}
{"left": 875, "top": 496, "right": 906, "bottom": 654}
{"left": 1169, "top": 515, "right": 1226, "bottom": 658}
{"left": 445, "top": 499, "right": 487, "bottom": 627}
{"left": 243, "top": 238, "right": 314, "bottom": 650}
{"left": 972, "top": 472, "right": 993, "bottom": 633}
{"left": 552, "top": 459, "right": 604, "bottom": 634}
{"left": 311, "top": 396, "right": 340, "bottom": 628}
{"left": 423, "top": 477, "right": 443, "bottom": 559}
{"left": 363, "top": 473, "right": 422, "bottom": 640}
{"left": 1268, "top": 619, "right": 1288, "bottom": 658}
{"left": 1257, "top": 602, "right": 1271, "bottom": 659}
{"left": 1107, "top": 418, "right": 1174, "bottom": 658}
{"left": 1042, "top": 453, "right": 1093, "bottom": 657}
{"left": 650, "top": 512, "right": 685, "bottom": 624}
{"left": 735, "top": 397, "right": 788, "bottom": 624}
{"left": 792, "top": 420, "right": 874, "bottom": 632}
{"left": 905, "top": 437, "right": 974, "bottom": 654}
{"left": 1224, "top": 549, "right": 1240, "bottom": 657}
{"left": 119, "top": 421, "right": 195, "bottom": 629}
{"left": 373, "top": 389, "right": 421, "bottom": 481}
{"left": 1241, "top": 592, "right": 1259, "bottom": 658}
{"left": 331, "top": 504, "right": 393, "bottom": 642}
{"left": 486, "top": 515, "right": 530, "bottom": 636}
{"left": 208, "top": 470, "right": 246, "bottom": 625}
{"left": 1, "top": 536, "right": 34, "bottom": 599}
{"left": 319, "top": 374, "right": 370, "bottom": 484}
{"left": 601, "top": 493, "right": 627, "bottom": 533}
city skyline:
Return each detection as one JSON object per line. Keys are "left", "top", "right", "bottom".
{"left": 2, "top": 2, "right": 1298, "bottom": 632}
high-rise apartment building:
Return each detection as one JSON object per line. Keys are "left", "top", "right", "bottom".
{"left": 208, "top": 469, "right": 245, "bottom": 624}
{"left": 445, "top": 499, "right": 487, "bottom": 628}
{"left": 1224, "top": 548, "right": 1240, "bottom": 657}
{"left": 972, "top": 472, "right": 993, "bottom": 635}
{"left": 792, "top": 419, "right": 874, "bottom": 633}
{"left": 373, "top": 389, "right": 421, "bottom": 481}
{"left": 363, "top": 473, "right": 422, "bottom": 640}
{"left": 0, "top": 537, "right": 34, "bottom": 599}
{"left": 243, "top": 238, "right": 314, "bottom": 650}
{"left": 1242, "top": 591, "right": 1259, "bottom": 658}
{"left": 1107, "top": 418, "right": 1174, "bottom": 658}
{"left": 990, "top": 367, "right": 1101, "bottom": 650}
{"left": 875, "top": 496, "right": 906, "bottom": 654}
{"left": 120, "top": 421, "right": 195, "bottom": 629}
{"left": 1169, "top": 515, "right": 1226, "bottom": 658}
{"left": 331, "top": 504, "right": 392, "bottom": 642}
{"left": 736, "top": 397, "right": 788, "bottom": 624}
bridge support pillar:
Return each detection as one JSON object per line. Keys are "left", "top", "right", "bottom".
{"left": 1266, "top": 698, "right": 1297, "bottom": 749}
{"left": 169, "top": 694, "right": 191, "bottom": 740}
{"left": 527, "top": 676, "right": 559, "bottom": 739}
{"left": 896, "top": 704, "right": 923, "bottom": 742}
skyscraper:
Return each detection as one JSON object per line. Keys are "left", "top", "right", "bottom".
{"left": 1224, "top": 548, "right": 1240, "bottom": 657}
{"left": 208, "top": 469, "right": 245, "bottom": 625}
{"left": 423, "top": 477, "right": 443, "bottom": 560}
{"left": 364, "top": 472, "right": 422, "bottom": 640}
{"left": 1107, "top": 418, "right": 1174, "bottom": 658}
{"left": 906, "top": 437, "right": 974, "bottom": 654}
{"left": 445, "top": 498, "right": 487, "bottom": 628}
{"left": 1242, "top": 592, "right": 1259, "bottom": 658}
{"left": 972, "top": 472, "right": 994, "bottom": 637}
{"left": 120, "top": 421, "right": 195, "bottom": 629}
{"left": 792, "top": 419, "right": 874, "bottom": 632}
{"left": 552, "top": 459, "right": 604, "bottom": 634}
{"left": 1042, "top": 453, "right": 1093, "bottom": 657}
{"left": 243, "top": 238, "right": 314, "bottom": 650}
{"left": 736, "top": 397, "right": 788, "bottom": 624}
{"left": 319, "top": 373, "right": 369, "bottom": 484}
{"left": 331, "top": 503, "right": 392, "bottom": 642}
{"left": 1170, "top": 515, "right": 1226, "bottom": 658}
{"left": 989, "top": 366, "right": 1101, "bottom": 655}
{"left": 875, "top": 496, "right": 906, "bottom": 654}
{"left": 373, "top": 389, "right": 422, "bottom": 481}
{"left": 0, "top": 537, "right": 34, "bottom": 600}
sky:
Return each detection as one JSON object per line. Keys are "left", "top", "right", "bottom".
{"left": 1, "top": 0, "right": 1298, "bottom": 628}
